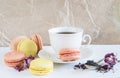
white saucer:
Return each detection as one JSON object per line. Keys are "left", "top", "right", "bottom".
{"left": 38, "top": 46, "right": 93, "bottom": 63}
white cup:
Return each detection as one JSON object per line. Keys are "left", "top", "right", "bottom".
{"left": 48, "top": 27, "right": 92, "bottom": 53}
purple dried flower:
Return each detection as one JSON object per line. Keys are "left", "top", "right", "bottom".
{"left": 74, "top": 63, "right": 81, "bottom": 69}
{"left": 81, "top": 64, "right": 87, "bottom": 69}
{"left": 104, "top": 53, "right": 117, "bottom": 66}
{"left": 74, "top": 52, "right": 119, "bottom": 73}
{"left": 14, "top": 63, "right": 24, "bottom": 72}
{"left": 14, "top": 56, "right": 35, "bottom": 71}
{"left": 25, "top": 56, "right": 35, "bottom": 68}
{"left": 74, "top": 63, "right": 87, "bottom": 70}
{"left": 97, "top": 64, "right": 113, "bottom": 73}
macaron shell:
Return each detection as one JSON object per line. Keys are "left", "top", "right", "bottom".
{"left": 4, "top": 52, "right": 25, "bottom": 62}
{"left": 59, "top": 48, "right": 80, "bottom": 54}
{"left": 29, "top": 67, "right": 53, "bottom": 75}
{"left": 17, "top": 38, "right": 38, "bottom": 57}
{"left": 30, "top": 35, "right": 39, "bottom": 51}
{"left": 36, "top": 34, "right": 43, "bottom": 51}
{"left": 30, "top": 58, "right": 53, "bottom": 69}
{"left": 10, "top": 36, "right": 27, "bottom": 51}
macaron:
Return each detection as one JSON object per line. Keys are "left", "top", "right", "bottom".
{"left": 17, "top": 38, "right": 38, "bottom": 57}
{"left": 30, "top": 34, "right": 43, "bottom": 53}
{"left": 10, "top": 36, "right": 27, "bottom": 51}
{"left": 29, "top": 58, "right": 53, "bottom": 75}
{"left": 59, "top": 48, "right": 80, "bottom": 62}
{"left": 4, "top": 51, "right": 25, "bottom": 67}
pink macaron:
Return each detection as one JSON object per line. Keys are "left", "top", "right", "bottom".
{"left": 59, "top": 48, "right": 80, "bottom": 62}
{"left": 30, "top": 34, "right": 43, "bottom": 53}
{"left": 4, "top": 51, "right": 25, "bottom": 67}
{"left": 10, "top": 36, "right": 27, "bottom": 51}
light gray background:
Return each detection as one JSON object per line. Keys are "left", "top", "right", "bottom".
{"left": 0, "top": 0, "right": 120, "bottom": 46}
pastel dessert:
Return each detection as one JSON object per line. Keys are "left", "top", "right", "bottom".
{"left": 29, "top": 58, "right": 53, "bottom": 75}
{"left": 59, "top": 48, "right": 80, "bottom": 62}
{"left": 30, "top": 34, "right": 43, "bottom": 53}
{"left": 10, "top": 36, "right": 27, "bottom": 51}
{"left": 4, "top": 51, "right": 25, "bottom": 67}
{"left": 17, "top": 38, "right": 38, "bottom": 57}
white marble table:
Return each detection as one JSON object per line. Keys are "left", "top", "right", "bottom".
{"left": 0, "top": 45, "right": 120, "bottom": 78}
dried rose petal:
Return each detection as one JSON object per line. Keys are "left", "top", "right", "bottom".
{"left": 25, "top": 56, "right": 35, "bottom": 68}
{"left": 104, "top": 53, "right": 117, "bottom": 66}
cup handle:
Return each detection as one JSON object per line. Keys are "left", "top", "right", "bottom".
{"left": 82, "top": 34, "right": 92, "bottom": 45}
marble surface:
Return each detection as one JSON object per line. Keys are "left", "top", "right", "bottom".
{"left": 0, "top": 0, "right": 120, "bottom": 46}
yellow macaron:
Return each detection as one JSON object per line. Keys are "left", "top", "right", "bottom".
{"left": 29, "top": 58, "right": 53, "bottom": 75}
{"left": 17, "top": 38, "right": 37, "bottom": 57}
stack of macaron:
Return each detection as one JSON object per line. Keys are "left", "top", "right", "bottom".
{"left": 4, "top": 51, "right": 25, "bottom": 67}
{"left": 4, "top": 34, "right": 54, "bottom": 75}
{"left": 59, "top": 48, "right": 80, "bottom": 62}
